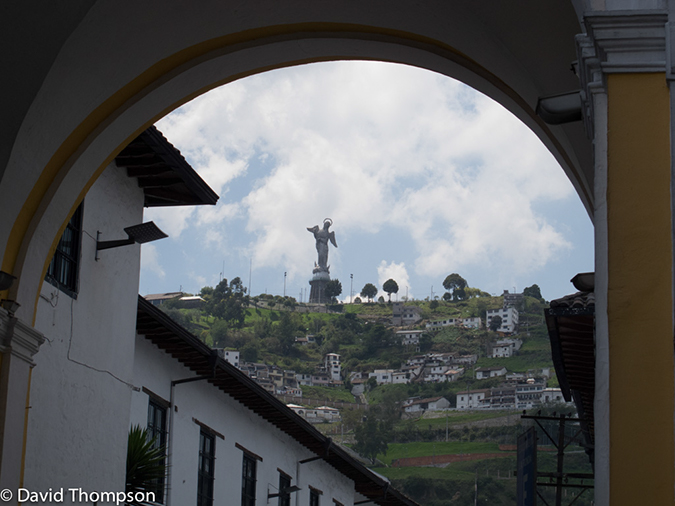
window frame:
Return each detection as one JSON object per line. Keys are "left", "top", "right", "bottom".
{"left": 277, "top": 472, "right": 291, "bottom": 506}
{"left": 241, "top": 453, "right": 257, "bottom": 506}
{"left": 45, "top": 203, "right": 83, "bottom": 298}
{"left": 197, "top": 430, "right": 216, "bottom": 506}
{"left": 309, "top": 488, "right": 321, "bottom": 506}
{"left": 147, "top": 398, "right": 168, "bottom": 504}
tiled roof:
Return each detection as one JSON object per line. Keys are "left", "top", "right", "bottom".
{"left": 545, "top": 290, "right": 595, "bottom": 464}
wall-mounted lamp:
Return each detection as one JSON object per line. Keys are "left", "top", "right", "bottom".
{"left": 0, "top": 271, "right": 17, "bottom": 291}
{"left": 0, "top": 299, "right": 20, "bottom": 315}
{"left": 268, "top": 485, "right": 301, "bottom": 500}
{"left": 96, "top": 221, "right": 168, "bottom": 260}
{"left": 536, "top": 91, "right": 582, "bottom": 125}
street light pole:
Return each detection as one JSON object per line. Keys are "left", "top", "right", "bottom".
{"left": 283, "top": 271, "right": 287, "bottom": 297}
{"left": 350, "top": 274, "right": 353, "bottom": 303}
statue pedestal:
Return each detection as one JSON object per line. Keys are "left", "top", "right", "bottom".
{"left": 309, "top": 271, "right": 330, "bottom": 304}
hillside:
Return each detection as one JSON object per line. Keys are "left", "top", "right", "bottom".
{"left": 155, "top": 289, "right": 586, "bottom": 505}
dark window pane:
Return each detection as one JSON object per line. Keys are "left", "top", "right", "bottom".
{"left": 46, "top": 203, "right": 82, "bottom": 296}
{"left": 197, "top": 431, "right": 215, "bottom": 506}
{"left": 241, "top": 455, "right": 256, "bottom": 506}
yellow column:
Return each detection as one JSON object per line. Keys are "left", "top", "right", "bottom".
{"left": 607, "top": 72, "right": 674, "bottom": 503}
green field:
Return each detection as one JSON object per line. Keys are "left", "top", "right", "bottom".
{"left": 378, "top": 441, "right": 503, "bottom": 465}
{"left": 412, "top": 410, "right": 520, "bottom": 428}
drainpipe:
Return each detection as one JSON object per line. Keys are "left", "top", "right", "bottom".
{"left": 166, "top": 351, "right": 218, "bottom": 506}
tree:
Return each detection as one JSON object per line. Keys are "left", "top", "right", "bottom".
{"left": 360, "top": 283, "right": 378, "bottom": 302}
{"left": 442, "top": 273, "right": 468, "bottom": 301}
{"left": 206, "top": 277, "right": 248, "bottom": 327}
{"left": 489, "top": 315, "right": 503, "bottom": 332}
{"left": 274, "top": 312, "right": 299, "bottom": 355}
{"left": 324, "top": 279, "right": 342, "bottom": 303}
{"left": 382, "top": 278, "right": 399, "bottom": 302}
{"left": 353, "top": 415, "right": 392, "bottom": 464}
{"left": 429, "top": 299, "right": 439, "bottom": 310}
{"left": 523, "top": 283, "right": 544, "bottom": 301}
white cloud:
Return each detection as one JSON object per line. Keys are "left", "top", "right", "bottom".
{"left": 150, "top": 61, "right": 580, "bottom": 296}
{"left": 140, "top": 243, "right": 165, "bottom": 279}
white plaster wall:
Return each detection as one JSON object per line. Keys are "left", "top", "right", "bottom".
{"left": 25, "top": 165, "right": 144, "bottom": 498}
{"left": 132, "top": 335, "right": 358, "bottom": 506}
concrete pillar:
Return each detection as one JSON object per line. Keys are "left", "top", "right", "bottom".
{"left": 0, "top": 308, "right": 44, "bottom": 505}
{"left": 580, "top": 10, "right": 675, "bottom": 505}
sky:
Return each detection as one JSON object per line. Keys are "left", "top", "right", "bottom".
{"left": 139, "top": 61, "right": 594, "bottom": 303}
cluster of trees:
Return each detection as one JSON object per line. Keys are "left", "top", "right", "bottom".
{"left": 357, "top": 278, "right": 399, "bottom": 303}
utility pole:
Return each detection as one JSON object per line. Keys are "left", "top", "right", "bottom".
{"left": 350, "top": 273, "right": 353, "bottom": 303}
{"left": 283, "top": 271, "right": 287, "bottom": 297}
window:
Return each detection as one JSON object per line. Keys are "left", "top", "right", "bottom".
{"left": 197, "top": 431, "right": 215, "bottom": 506}
{"left": 46, "top": 203, "right": 83, "bottom": 297}
{"left": 147, "top": 399, "right": 167, "bottom": 503}
{"left": 310, "top": 489, "right": 320, "bottom": 506}
{"left": 278, "top": 473, "right": 291, "bottom": 506}
{"left": 241, "top": 454, "right": 256, "bottom": 506}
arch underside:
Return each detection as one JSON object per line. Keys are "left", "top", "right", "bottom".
{"left": 0, "top": 2, "right": 591, "bottom": 320}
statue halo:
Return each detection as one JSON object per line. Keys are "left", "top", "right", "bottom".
{"left": 323, "top": 218, "right": 333, "bottom": 227}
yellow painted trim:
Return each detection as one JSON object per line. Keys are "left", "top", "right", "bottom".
{"left": 607, "top": 73, "right": 674, "bottom": 503}
{"left": 20, "top": 366, "right": 32, "bottom": 488}
{"left": 2, "top": 22, "right": 586, "bottom": 321}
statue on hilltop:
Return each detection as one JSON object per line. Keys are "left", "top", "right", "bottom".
{"left": 307, "top": 218, "right": 337, "bottom": 273}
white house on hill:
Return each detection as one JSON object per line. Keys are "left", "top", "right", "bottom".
{"left": 475, "top": 366, "right": 508, "bottom": 379}
{"left": 486, "top": 306, "right": 519, "bottom": 333}
{"left": 403, "top": 396, "right": 450, "bottom": 413}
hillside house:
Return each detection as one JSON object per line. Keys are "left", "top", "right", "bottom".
{"left": 461, "top": 317, "right": 482, "bottom": 329}
{"left": 456, "top": 390, "right": 490, "bottom": 410}
{"left": 392, "top": 302, "right": 423, "bottom": 325}
{"left": 215, "top": 348, "right": 240, "bottom": 367}
{"left": 392, "top": 371, "right": 411, "bottom": 384}
{"left": 486, "top": 306, "right": 519, "bottom": 333}
{"left": 452, "top": 354, "right": 478, "bottom": 365}
{"left": 516, "top": 379, "right": 547, "bottom": 409}
{"left": 175, "top": 295, "right": 206, "bottom": 308}
{"left": 425, "top": 316, "right": 482, "bottom": 330}
{"left": 144, "top": 291, "right": 184, "bottom": 305}
{"left": 397, "top": 329, "right": 424, "bottom": 346}
{"left": 369, "top": 369, "right": 396, "bottom": 385}
{"left": 475, "top": 366, "right": 508, "bottom": 380}
{"left": 403, "top": 396, "right": 451, "bottom": 413}
{"left": 444, "top": 368, "right": 465, "bottom": 382}
{"left": 485, "top": 385, "right": 517, "bottom": 409}
{"left": 502, "top": 290, "right": 524, "bottom": 308}
{"left": 323, "top": 353, "right": 342, "bottom": 382}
